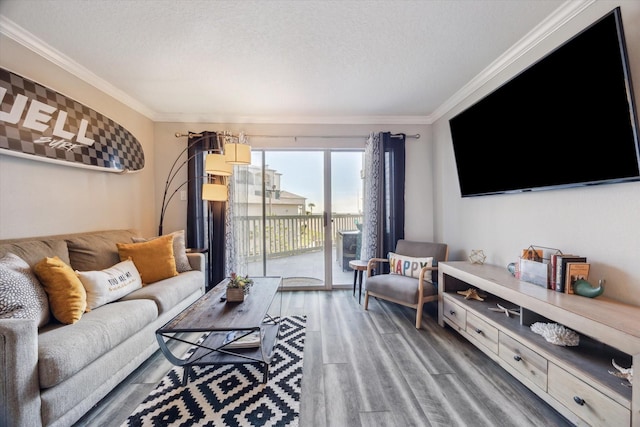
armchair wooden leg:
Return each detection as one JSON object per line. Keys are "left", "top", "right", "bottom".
{"left": 415, "top": 302, "right": 424, "bottom": 329}
{"left": 364, "top": 291, "right": 370, "bottom": 310}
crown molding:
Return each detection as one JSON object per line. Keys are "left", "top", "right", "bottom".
{"left": 431, "top": 0, "right": 595, "bottom": 122}
{"left": 153, "top": 112, "right": 431, "bottom": 125}
{"left": 0, "top": 15, "right": 156, "bottom": 120}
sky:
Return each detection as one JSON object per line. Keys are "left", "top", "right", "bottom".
{"left": 252, "top": 150, "right": 363, "bottom": 214}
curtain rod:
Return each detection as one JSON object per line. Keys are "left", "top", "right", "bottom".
{"left": 174, "top": 132, "right": 420, "bottom": 140}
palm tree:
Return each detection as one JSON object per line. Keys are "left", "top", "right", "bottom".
{"left": 308, "top": 203, "right": 315, "bottom": 215}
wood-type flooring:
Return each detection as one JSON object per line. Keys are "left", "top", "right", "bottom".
{"left": 74, "top": 290, "right": 571, "bottom": 427}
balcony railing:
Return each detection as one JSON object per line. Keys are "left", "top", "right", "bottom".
{"left": 236, "top": 214, "right": 362, "bottom": 261}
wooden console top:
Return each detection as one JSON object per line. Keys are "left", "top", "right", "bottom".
{"left": 439, "top": 261, "right": 640, "bottom": 356}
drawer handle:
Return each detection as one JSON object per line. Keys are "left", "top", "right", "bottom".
{"left": 513, "top": 355, "right": 522, "bottom": 362}
{"left": 449, "top": 310, "right": 455, "bottom": 316}
{"left": 573, "top": 396, "right": 585, "bottom": 406}
{"left": 475, "top": 328, "right": 482, "bottom": 334}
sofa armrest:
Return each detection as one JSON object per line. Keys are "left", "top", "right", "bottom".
{"left": 186, "top": 252, "right": 205, "bottom": 272}
{"left": 0, "top": 319, "right": 41, "bottom": 427}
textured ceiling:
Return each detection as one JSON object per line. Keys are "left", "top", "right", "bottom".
{"left": 0, "top": 0, "right": 567, "bottom": 123}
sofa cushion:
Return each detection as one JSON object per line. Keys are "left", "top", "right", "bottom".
{"left": 366, "top": 273, "right": 437, "bottom": 305}
{"left": 65, "top": 229, "right": 140, "bottom": 271}
{"left": 119, "top": 270, "right": 203, "bottom": 314}
{"left": 116, "top": 234, "right": 178, "bottom": 284}
{"left": 78, "top": 259, "right": 143, "bottom": 310}
{"left": 388, "top": 252, "right": 433, "bottom": 280}
{"left": 132, "top": 229, "right": 192, "bottom": 273}
{"left": 34, "top": 256, "right": 87, "bottom": 324}
{"left": 0, "top": 253, "right": 50, "bottom": 327}
{"left": 37, "top": 298, "right": 158, "bottom": 388}
{"left": 0, "top": 239, "right": 70, "bottom": 268}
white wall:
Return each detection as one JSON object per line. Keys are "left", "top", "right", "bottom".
{"left": 7, "top": 1, "right": 632, "bottom": 307}
{"left": 0, "top": 36, "right": 156, "bottom": 239}
{"left": 432, "top": 1, "right": 640, "bottom": 306}
{"left": 154, "top": 122, "right": 431, "bottom": 241}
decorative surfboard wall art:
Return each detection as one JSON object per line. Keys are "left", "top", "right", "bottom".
{"left": 0, "top": 67, "right": 144, "bottom": 173}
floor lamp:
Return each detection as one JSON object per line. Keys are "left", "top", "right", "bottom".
{"left": 158, "top": 131, "right": 251, "bottom": 237}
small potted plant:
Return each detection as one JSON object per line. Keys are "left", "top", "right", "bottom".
{"left": 226, "top": 273, "right": 253, "bottom": 302}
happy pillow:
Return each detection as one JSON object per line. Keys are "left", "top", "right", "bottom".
{"left": 77, "top": 259, "right": 142, "bottom": 310}
{"left": 388, "top": 252, "right": 434, "bottom": 281}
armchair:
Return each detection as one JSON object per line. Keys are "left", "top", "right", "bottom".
{"left": 363, "top": 240, "right": 449, "bottom": 328}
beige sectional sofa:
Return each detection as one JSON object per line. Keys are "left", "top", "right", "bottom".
{"left": 0, "top": 229, "right": 205, "bottom": 427}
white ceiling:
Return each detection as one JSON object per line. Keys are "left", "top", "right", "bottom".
{"left": 0, "top": 0, "right": 574, "bottom": 124}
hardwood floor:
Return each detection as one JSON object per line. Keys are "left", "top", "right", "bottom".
{"left": 74, "top": 290, "right": 572, "bottom": 427}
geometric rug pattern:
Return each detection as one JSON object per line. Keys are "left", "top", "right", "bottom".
{"left": 122, "top": 315, "right": 306, "bottom": 427}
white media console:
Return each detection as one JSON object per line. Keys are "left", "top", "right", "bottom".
{"left": 438, "top": 261, "right": 639, "bottom": 427}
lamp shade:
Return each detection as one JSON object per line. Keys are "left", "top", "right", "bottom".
{"left": 224, "top": 142, "right": 251, "bottom": 165}
{"left": 205, "top": 153, "right": 233, "bottom": 176}
{"left": 202, "top": 183, "right": 227, "bottom": 201}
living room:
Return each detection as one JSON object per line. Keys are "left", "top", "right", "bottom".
{"left": 1, "top": 1, "right": 639, "bottom": 426}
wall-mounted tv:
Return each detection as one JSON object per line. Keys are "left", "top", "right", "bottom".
{"left": 449, "top": 7, "right": 640, "bottom": 197}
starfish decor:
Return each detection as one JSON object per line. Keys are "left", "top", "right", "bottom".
{"left": 488, "top": 303, "right": 521, "bottom": 317}
{"left": 609, "top": 359, "right": 633, "bottom": 387}
{"left": 457, "top": 288, "right": 486, "bottom": 301}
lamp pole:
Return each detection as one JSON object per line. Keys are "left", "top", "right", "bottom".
{"left": 160, "top": 132, "right": 251, "bottom": 236}
{"left": 159, "top": 134, "right": 222, "bottom": 236}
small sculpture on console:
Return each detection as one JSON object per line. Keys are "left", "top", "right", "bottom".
{"left": 574, "top": 278, "right": 605, "bottom": 298}
{"left": 609, "top": 359, "right": 633, "bottom": 387}
{"left": 530, "top": 322, "right": 579, "bottom": 346}
{"left": 468, "top": 249, "right": 486, "bottom": 265}
{"left": 457, "top": 288, "right": 486, "bottom": 301}
{"left": 488, "top": 303, "right": 520, "bottom": 317}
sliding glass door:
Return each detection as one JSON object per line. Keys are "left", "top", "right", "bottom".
{"left": 246, "top": 150, "right": 325, "bottom": 288}
{"left": 246, "top": 149, "right": 363, "bottom": 289}
{"left": 331, "top": 151, "right": 365, "bottom": 286}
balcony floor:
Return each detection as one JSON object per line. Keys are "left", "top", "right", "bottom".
{"left": 247, "top": 246, "right": 359, "bottom": 288}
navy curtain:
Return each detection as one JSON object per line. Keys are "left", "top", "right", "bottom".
{"left": 381, "top": 132, "right": 405, "bottom": 267}
{"left": 186, "top": 131, "right": 225, "bottom": 289}
{"left": 362, "top": 132, "right": 406, "bottom": 274}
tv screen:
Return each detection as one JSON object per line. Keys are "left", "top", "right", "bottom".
{"left": 449, "top": 7, "right": 640, "bottom": 197}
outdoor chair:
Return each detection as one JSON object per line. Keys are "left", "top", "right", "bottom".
{"left": 364, "top": 240, "right": 449, "bottom": 329}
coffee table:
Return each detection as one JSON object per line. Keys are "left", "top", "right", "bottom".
{"left": 155, "top": 276, "right": 283, "bottom": 385}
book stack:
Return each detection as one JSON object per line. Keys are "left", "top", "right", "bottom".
{"left": 222, "top": 330, "right": 262, "bottom": 349}
{"left": 552, "top": 254, "right": 589, "bottom": 293}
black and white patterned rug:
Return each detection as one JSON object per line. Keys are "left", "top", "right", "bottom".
{"left": 123, "top": 315, "right": 306, "bottom": 427}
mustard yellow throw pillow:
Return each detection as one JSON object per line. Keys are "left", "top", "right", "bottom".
{"left": 34, "top": 256, "right": 87, "bottom": 324}
{"left": 116, "top": 234, "right": 177, "bottom": 284}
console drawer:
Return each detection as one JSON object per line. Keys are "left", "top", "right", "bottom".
{"left": 499, "top": 332, "right": 547, "bottom": 391}
{"left": 466, "top": 313, "right": 499, "bottom": 354}
{"left": 443, "top": 296, "right": 466, "bottom": 331}
{"left": 548, "top": 363, "right": 629, "bottom": 427}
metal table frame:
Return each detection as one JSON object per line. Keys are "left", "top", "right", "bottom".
{"left": 156, "top": 276, "right": 283, "bottom": 385}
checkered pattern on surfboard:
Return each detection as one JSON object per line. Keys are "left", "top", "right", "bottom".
{"left": 0, "top": 68, "right": 145, "bottom": 171}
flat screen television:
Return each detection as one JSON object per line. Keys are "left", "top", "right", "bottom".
{"left": 449, "top": 7, "right": 640, "bottom": 197}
